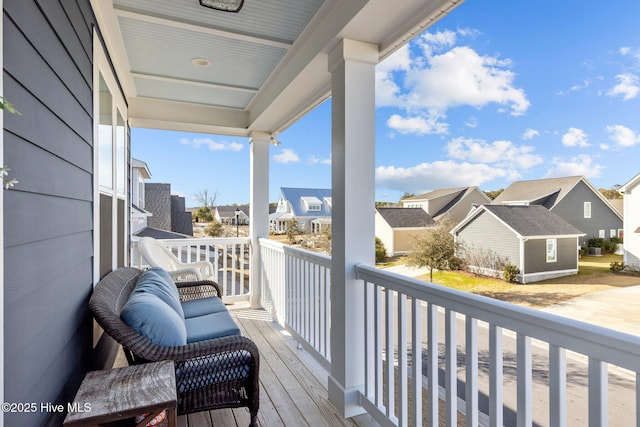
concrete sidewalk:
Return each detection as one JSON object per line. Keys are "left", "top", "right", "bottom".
{"left": 541, "top": 285, "right": 640, "bottom": 337}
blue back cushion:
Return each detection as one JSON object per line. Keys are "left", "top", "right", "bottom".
{"left": 134, "top": 267, "right": 184, "bottom": 319}
{"left": 121, "top": 291, "right": 187, "bottom": 347}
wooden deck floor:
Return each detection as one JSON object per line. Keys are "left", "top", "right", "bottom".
{"left": 177, "top": 305, "right": 379, "bottom": 427}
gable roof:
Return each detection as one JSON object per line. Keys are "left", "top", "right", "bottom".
{"left": 280, "top": 187, "right": 332, "bottom": 217}
{"left": 620, "top": 171, "right": 640, "bottom": 193}
{"left": 376, "top": 208, "right": 435, "bottom": 228}
{"left": 404, "top": 187, "right": 468, "bottom": 202}
{"left": 492, "top": 176, "right": 583, "bottom": 208}
{"left": 491, "top": 175, "right": 623, "bottom": 220}
{"left": 452, "top": 205, "right": 585, "bottom": 238}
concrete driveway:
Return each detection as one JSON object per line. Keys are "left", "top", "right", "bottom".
{"left": 541, "top": 285, "right": 640, "bottom": 337}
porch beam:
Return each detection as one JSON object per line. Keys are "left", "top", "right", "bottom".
{"left": 249, "top": 131, "right": 270, "bottom": 308}
{"left": 327, "top": 38, "right": 378, "bottom": 418}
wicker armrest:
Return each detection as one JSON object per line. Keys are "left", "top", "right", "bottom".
{"left": 175, "top": 280, "right": 223, "bottom": 301}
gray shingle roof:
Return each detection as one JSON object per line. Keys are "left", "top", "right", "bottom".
{"left": 491, "top": 176, "right": 583, "bottom": 208}
{"left": 134, "top": 227, "right": 189, "bottom": 239}
{"left": 377, "top": 208, "right": 435, "bottom": 228}
{"left": 404, "top": 187, "right": 467, "bottom": 202}
{"left": 483, "top": 205, "right": 584, "bottom": 236}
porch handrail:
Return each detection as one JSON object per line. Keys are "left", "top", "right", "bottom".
{"left": 355, "top": 263, "right": 640, "bottom": 427}
{"left": 131, "top": 237, "right": 251, "bottom": 302}
{"left": 259, "top": 238, "right": 331, "bottom": 369}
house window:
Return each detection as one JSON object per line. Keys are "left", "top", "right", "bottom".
{"left": 610, "top": 229, "right": 616, "bottom": 238}
{"left": 599, "top": 229, "right": 605, "bottom": 238}
{"left": 94, "top": 33, "right": 129, "bottom": 283}
{"left": 546, "top": 239, "right": 557, "bottom": 263}
{"left": 584, "top": 202, "right": 591, "bottom": 218}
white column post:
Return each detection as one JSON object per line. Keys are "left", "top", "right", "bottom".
{"left": 327, "top": 38, "right": 378, "bottom": 418}
{"left": 249, "top": 131, "right": 270, "bottom": 308}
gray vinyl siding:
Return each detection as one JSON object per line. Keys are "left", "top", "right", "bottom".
{"left": 552, "top": 181, "right": 622, "bottom": 246}
{"left": 3, "top": 1, "right": 97, "bottom": 425}
{"left": 444, "top": 190, "right": 490, "bottom": 225}
{"left": 456, "top": 211, "right": 520, "bottom": 266}
{"left": 524, "top": 238, "right": 578, "bottom": 273}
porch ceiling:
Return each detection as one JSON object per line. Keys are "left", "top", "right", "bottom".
{"left": 91, "top": 0, "right": 463, "bottom": 137}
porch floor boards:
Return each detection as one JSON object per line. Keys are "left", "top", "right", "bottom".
{"left": 178, "top": 305, "right": 379, "bottom": 427}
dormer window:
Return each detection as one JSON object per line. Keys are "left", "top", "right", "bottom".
{"left": 302, "top": 196, "right": 322, "bottom": 212}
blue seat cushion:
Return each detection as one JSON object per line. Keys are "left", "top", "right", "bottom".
{"left": 121, "top": 291, "right": 187, "bottom": 347}
{"left": 185, "top": 312, "right": 241, "bottom": 343}
{"left": 134, "top": 267, "right": 184, "bottom": 319}
{"left": 181, "top": 297, "right": 227, "bottom": 319}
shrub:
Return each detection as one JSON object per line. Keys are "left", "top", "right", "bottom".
{"left": 588, "top": 237, "right": 604, "bottom": 248}
{"left": 503, "top": 264, "right": 520, "bottom": 283}
{"left": 579, "top": 246, "right": 588, "bottom": 257}
{"left": 460, "top": 244, "right": 510, "bottom": 278}
{"left": 375, "top": 237, "right": 387, "bottom": 263}
{"left": 601, "top": 239, "right": 618, "bottom": 254}
{"left": 610, "top": 261, "right": 626, "bottom": 272}
{"left": 204, "top": 220, "right": 223, "bottom": 237}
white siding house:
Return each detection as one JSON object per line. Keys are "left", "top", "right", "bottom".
{"left": 620, "top": 172, "right": 640, "bottom": 268}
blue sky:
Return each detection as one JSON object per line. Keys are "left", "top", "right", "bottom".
{"left": 132, "top": 0, "right": 640, "bottom": 207}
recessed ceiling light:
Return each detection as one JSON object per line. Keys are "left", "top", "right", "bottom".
{"left": 191, "top": 58, "right": 211, "bottom": 67}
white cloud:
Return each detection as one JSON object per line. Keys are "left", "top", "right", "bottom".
{"left": 273, "top": 148, "right": 300, "bottom": 164}
{"left": 387, "top": 114, "right": 448, "bottom": 135}
{"left": 545, "top": 155, "right": 603, "bottom": 179}
{"left": 376, "top": 29, "right": 530, "bottom": 136}
{"left": 561, "top": 127, "right": 590, "bottom": 147}
{"left": 600, "top": 144, "right": 610, "bottom": 150}
{"left": 376, "top": 160, "right": 514, "bottom": 194}
{"left": 465, "top": 116, "right": 479, "bottom": 128}
{"left": 522, "top": 128, "right": 539, "bottom": 140}
{"left": 607, "top": 73, "right": 640, "bottom": 100}
{"left": 308, "top": 154, "right": 331, "bottom": 165}
{"left": 179, "top": 137, "right": 243, "bottom": 152}
{"left": 606, "top": 124, "right": 640, "bottom": 147}
{"left": 446, "top": 137, "right": 543, "bottom": 169}
{"left": 404, "top": 46, "right": 530, "bottom": 115}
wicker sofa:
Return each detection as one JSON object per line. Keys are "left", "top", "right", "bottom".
{"left": 89, "top": 267, "right": 259, "bottom": 426}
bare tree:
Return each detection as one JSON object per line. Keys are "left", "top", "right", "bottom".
{"left": 194, "top": 189, "right": 219, "bottom": 210}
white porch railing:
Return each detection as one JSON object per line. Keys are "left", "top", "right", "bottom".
{"left": 259, "top": 238, "right": 331, "bottom": 370}
{"left": 131, "top": 237, "right": 251, "bottom": 302}
{"left": 258, "top": 239, "right": 640, "bottom": 426}
{"left": 355, "top": 264, "right": 640, "bottom": 427}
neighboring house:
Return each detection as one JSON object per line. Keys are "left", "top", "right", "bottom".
{"left": 492, "top": 176, "right": 623, "bottom": 247}
{"left": 131, "top": 158, "right": 153, "bottom": 235}
{"left": 375, "top": 208, "right": 436, "bottom": 256}
{"left": 269, "top": 188, "right": 332, "bottom": 234}
{"left": 401, "top": 186, "right": 491, "bottom": 225}
{"left": 215, "top": 206, "right": 250, "bottom": 225}
{"left": 451, "top": 205, "right": 585, "bottom": 283}
{"left": 619, "top": 172, "right": 640, "bottom": 268}
{"left": 144, "top": 183, "right": 193, "bottom": 236}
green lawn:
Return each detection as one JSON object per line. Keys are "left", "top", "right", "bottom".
{"left": 413, "top": 254, "right": 640, "bottom": 308}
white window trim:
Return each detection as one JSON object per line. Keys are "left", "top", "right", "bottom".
{"left": 93, "top": 30, "right": 129, "bottom": 286}
{"left": 599, "top": 229, "right": 605, "bottom": 239}
{"left": 610, "top": 229, "right": 616, "bottom": 238}
{"left": 584, "top": 201, "right": 591, "bottom": 218}
{"left": 546, "top": 238, "right": 557, "bottom": 263}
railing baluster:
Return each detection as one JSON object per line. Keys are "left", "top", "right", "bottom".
{"left": 411, "top": 298, "right": 422, "bottom": 427}
{"left": 588, "top": 358, "right": 608, "bottom": 426}
{"left": 445, "top": 308, "right": 457, "bottom": 427}
{"left": 517, "top": 334, "right": 532, "bottom": 427}
{"left": 465, "top": 316, "right": 478, "bottom": 427}
{"left": 375, "top": 284, "right": 383, "bottom": 408}
{"left": 636, "top": 372, "right": 639, "bottom": 427}
{"left": 549, "top": 344, "right": 567, "bottom": 427}
{"left": 490, "top": 324, "right": 503, "bottom": 427}
{"left": 427, "top": 303, "right": 438, "bottom": 427}
{"left": 385, "top": 288, "right": 395, "bottom": 419}
{"left": 364, "top": 281, "right": 374, "bottom": 400}
{"left": 398, "top": 293, "right": 408, "bottom": 426}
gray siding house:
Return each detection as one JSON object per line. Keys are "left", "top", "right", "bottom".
{"left": 492, "top": 176, "right": 623, "bottom": 247}
{"left": 401, "top": 186, "right": 491, "bottom": 225}
{"left": 451, "top": 205, "right": 585, "bottom": 283}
